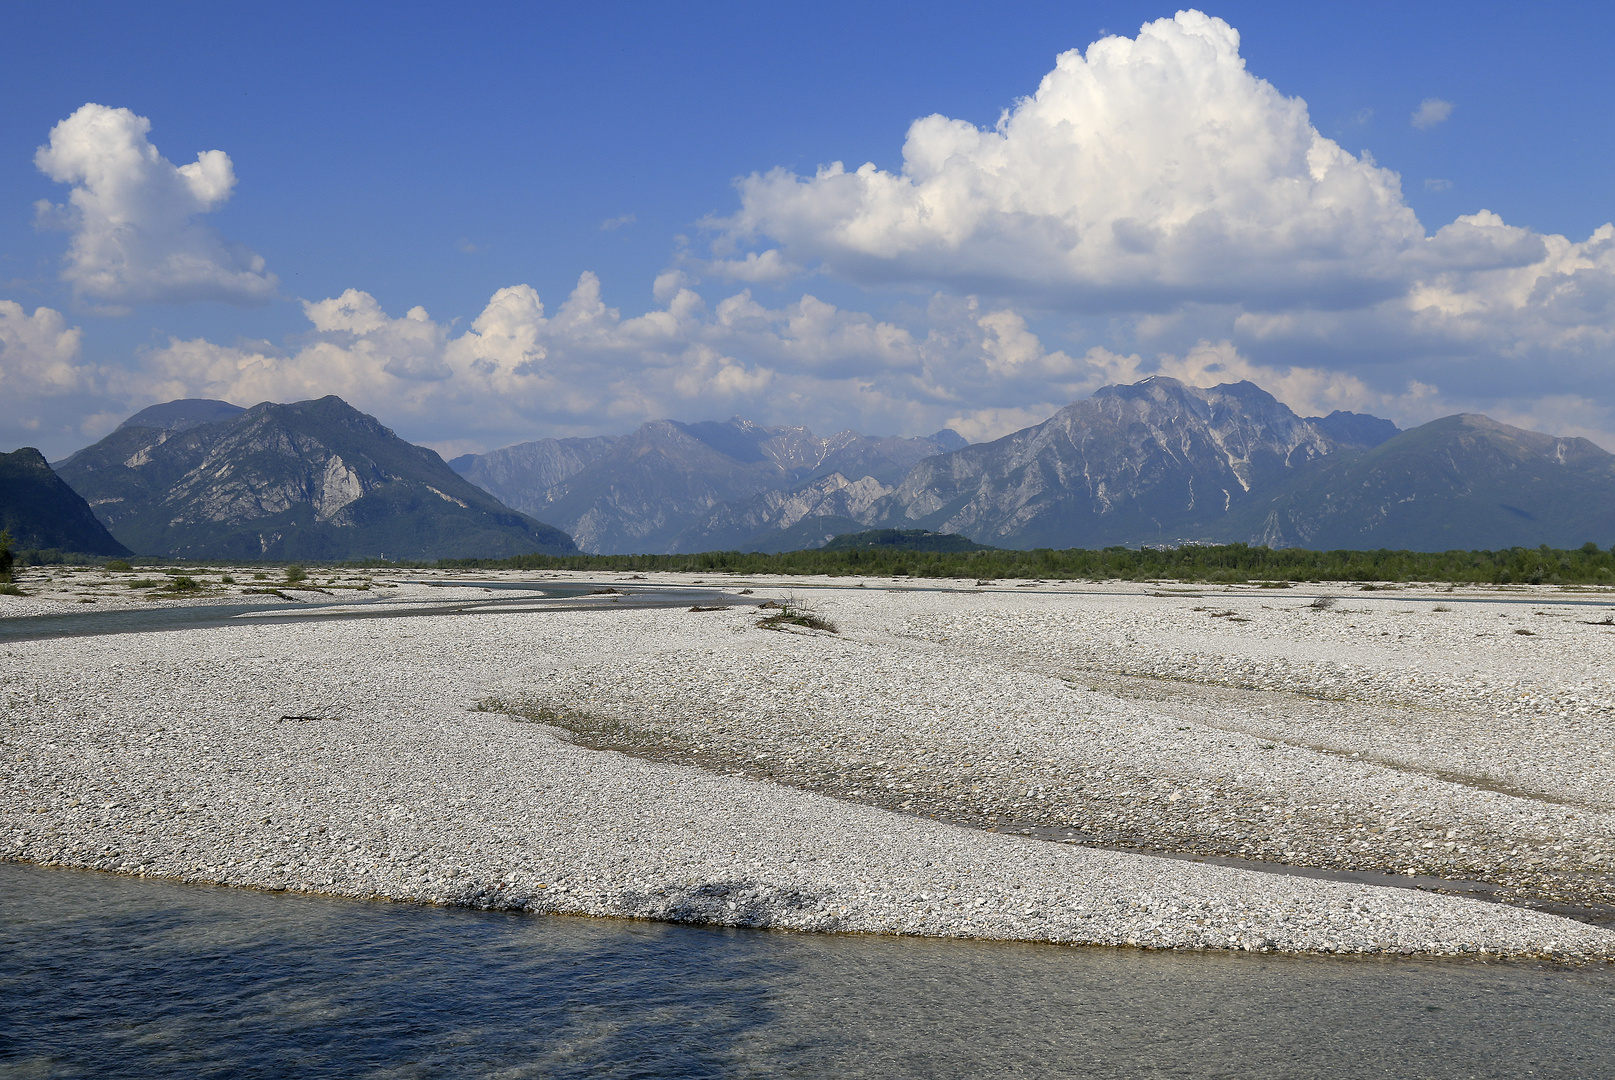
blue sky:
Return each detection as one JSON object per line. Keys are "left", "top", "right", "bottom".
{"left": 4, "top": 1, "right": 1615, "bottom": 458}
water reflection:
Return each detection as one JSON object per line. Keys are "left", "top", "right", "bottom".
{"left": 1, "top": 863, "right": 1611, "bottom": 1078}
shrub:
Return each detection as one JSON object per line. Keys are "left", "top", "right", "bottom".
{"left": 221, "top": 575, "right": 236, "bottom": 585}
{"left": 285, "top": 565, "right": 307, "bottom": 584}
{"left": 104, "top": 559, "right": 132, "bottom": 572}
{"left": 165, "top": 576, "right": 202, "bottom": 592}
{"left": 127, "top": 579, "right": 158, "bottom": 589}
{"left": 0, "top": 530, "right": 12, "bottom": 584}
{"left": 758, "top": 599, "right": 838, "bottom": 634}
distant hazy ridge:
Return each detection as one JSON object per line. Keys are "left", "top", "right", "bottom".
{"left": 450, "top": 377, "right": 1613, "bottom": 553}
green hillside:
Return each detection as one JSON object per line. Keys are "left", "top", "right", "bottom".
{"left": 1232, "top": 414, "right": 1615, "bottom": 551}
{"left": 0, "top": 448, "right": 130, "bottom": 556}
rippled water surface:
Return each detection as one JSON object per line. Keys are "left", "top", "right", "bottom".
{"left": 2, "top": 862, "right": 1612, "bottom": 1079}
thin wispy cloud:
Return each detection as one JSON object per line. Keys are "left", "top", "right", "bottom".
{"left": 600, "top": 213, "right": 636, "bottom": 231}
{"left": 1412, "top": 97, "right": 1454, "bottom": 129}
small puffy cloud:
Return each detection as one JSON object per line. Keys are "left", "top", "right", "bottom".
{"left": 135, "top": 276, "right": 889, "bottom": 450}
{"left": 975, "top": 309, "right": 1084, "bottom": 379}
{"left": 1404, "top": 219, "right": 1615, "bottom": 354}
{"left": 600, "top": 213, "right": 636, "bottom": 231}
{"left": 705, "top": 248, "right": 803, "bottom": 283}
{"left": 1424, "top": 178, "right": 1453, "bottom": 192}
{"left": 34, "top": 104, "right": 277, "bottom": 309}
{"left": 1412, "top": 98, "right": 1454, "bottom": 130}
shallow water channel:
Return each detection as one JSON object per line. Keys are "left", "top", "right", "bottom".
{"left": 2, "top": 863, "right": 1612, "bottom": 1079}
{"left": 0, "top": 581, "right": 742, "bottom": 644}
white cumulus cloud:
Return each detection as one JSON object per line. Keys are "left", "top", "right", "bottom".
{"left": 131, "top": 275, "right": 950, "bottom": 452}
{"left": 0, "top": 301, "right": 86, "bottom": 399}
{"left": 719, "top": 11, "right": 1443, "bottom": 310}
{"left": 0, "top": 301, "right": 130, "bottom": 450}
{"left": 34, "top": 103, "right": 277, "bottom": 309}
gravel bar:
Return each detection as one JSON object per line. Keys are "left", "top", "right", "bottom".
{"left": 3, "top": 573, "right": 1613, "bottom": 961}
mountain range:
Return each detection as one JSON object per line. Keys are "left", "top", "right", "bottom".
{"left": 446, "top": 377, "right": 1613, "bottom": 553}
{"left": 24, "top": 377, "right": 1615, "bottom": 559}
{"left": 1233, "top": 413, "right": 1615, "bottom": 550}
{"left": 53, "top": 396, "right": 576, "bottom": 560}
{"left": 866, "top": 380, "right": 1614, "bottom": 549}
{"left": 450, "top": 419, "right": 966, "bottom": 553}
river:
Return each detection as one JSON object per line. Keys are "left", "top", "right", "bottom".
{"left": 2, "top": 862, "right": 1611, "bottom": 1078}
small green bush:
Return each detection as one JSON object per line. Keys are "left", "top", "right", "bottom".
{"left": 285, "top": 565, "right": 307, "bottom": 584}
{"left": 220, "top": 575, "right": 236, "bottom": 585}
{"left": 104, "top": 559, "right": 132, "bottom": 572}
{"left": 165, "top": 576, "right": 202, "bottom": 591}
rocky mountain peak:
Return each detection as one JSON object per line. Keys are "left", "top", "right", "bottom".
{"left": 56, "top": 396, "right": 575, "bottom": 560}
{"left": 114, "top": 398, "right": 246, "bottom": 434}
{"left": 877, "top": 377, "right": 1343, "bottom": 548}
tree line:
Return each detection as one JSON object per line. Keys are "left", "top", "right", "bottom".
{"left": 438, "top": 541, "right": 1615, "bottom": 585}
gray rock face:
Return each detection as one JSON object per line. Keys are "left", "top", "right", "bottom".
{"left": 672, "top": 472, "right": 896, "bottom": 553}
{"left": 876, "top": 377, "right": 1340, "bottom": 549}
{"left": 454, "top": 417, "right": 965, "bottom": 554}
{"left": 55, "top": 396, "right": 576, "bottom": 560}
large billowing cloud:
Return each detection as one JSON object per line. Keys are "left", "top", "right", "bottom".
{"left": 721, "top": 11, "right": 1471, "bottom": 309}
{"left": 34, "top": 104, "right": 277, "bottom": 309}
{"left": 717, "top": 12, "right": 1576, "bottom": 324}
